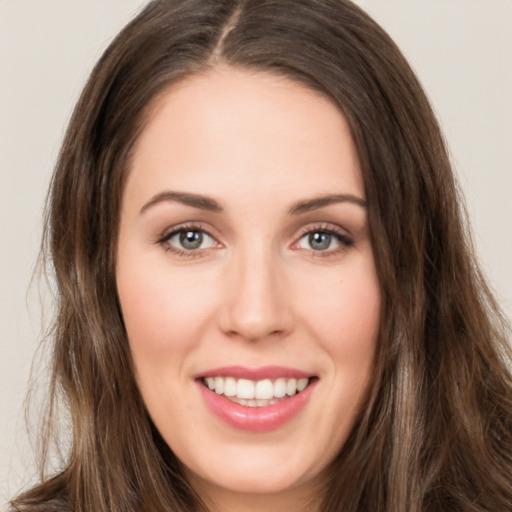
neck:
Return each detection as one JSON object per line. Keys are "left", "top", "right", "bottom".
{"left": 202, "top": 490, "right": 320, "bottom": 512}
{"left": 189, "top": 474, "right": 323, "bottom": 512}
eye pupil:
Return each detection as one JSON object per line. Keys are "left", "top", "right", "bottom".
{"left": 179, "top": 230, "right": 203, "bottom": 250}
{"left": 309, "top": 232, "right": 331, "bottom": 250}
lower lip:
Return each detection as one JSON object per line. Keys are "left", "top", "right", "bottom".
{"left": 197, "top": 380, "right": 317, "bottom": 432}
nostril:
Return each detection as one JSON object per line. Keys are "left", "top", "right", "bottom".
{"left": 217, "top": 299, "right": 295, "bottom": 342}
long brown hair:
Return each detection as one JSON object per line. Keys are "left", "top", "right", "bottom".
{"left": 11, "top": 1, "right": 512, "bottom": 511}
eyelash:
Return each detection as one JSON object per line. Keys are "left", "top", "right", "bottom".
{"left": 156, "top": 222, "right": 354, "bottom": 258}
{"left": 156, "top": 222, "right": 218, "bottom": 258}
{"left": 294, "top": 223, "right": 354, "bottom": 258}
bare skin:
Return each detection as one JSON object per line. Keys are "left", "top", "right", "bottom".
{"left": 116, "top": 66, "right": 380, "bottom": 511}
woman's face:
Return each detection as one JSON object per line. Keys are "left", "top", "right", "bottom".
{"left": 116, "top": 67, "right": 380, "bottom": 507}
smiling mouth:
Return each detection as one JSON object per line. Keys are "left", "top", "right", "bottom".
{"left": 201, "top": 376, "right": 316, "bottom": 407}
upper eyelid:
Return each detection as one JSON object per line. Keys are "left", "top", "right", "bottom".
{"left": 295, "top": 221, "right": 352, "bottom": 239}
{"left": 155, "top": 221, "right": 354, "bottom": 248}
{"left": 156, "top": 224, "right": 219, "bottom": 257}
{"left": 158, "top": 222, "right": 218, "bottom": 242}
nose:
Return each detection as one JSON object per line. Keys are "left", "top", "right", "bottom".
{"left": 217, "top": 246, "right": 294, "bottom": 342}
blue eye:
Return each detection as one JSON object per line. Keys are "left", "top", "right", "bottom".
{"left": 305, "top": 232, "right": 334, "bottom": 251}
{"left": 297, "top": 229, "right": 353, "bottom": 253}
{"left": 163, "top": 228, "right": 217, "bottom": 252}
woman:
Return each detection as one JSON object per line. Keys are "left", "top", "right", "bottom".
{"left": 10, "top": 0, "right": 512, "bottom": 511}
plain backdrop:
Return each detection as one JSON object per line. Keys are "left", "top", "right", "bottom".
{"left": 1, "top": 0, "right": 511, "bottom": 504}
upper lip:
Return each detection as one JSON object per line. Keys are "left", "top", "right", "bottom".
{"left": 196, "top": 365, "right": 315, "bottom": 380}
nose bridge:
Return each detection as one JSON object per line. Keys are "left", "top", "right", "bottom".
{"left": 219, "top": 241, "right": 292, "bottom": 341}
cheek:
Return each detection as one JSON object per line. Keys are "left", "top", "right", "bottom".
{"left": 299, "top": 261, "right": 380, "bottom": 345}
{"left": 116, "top": 259, "right": 214, "bottom": 360}
{"left": 294, "top": 257, "right": 381, "bottom": 399}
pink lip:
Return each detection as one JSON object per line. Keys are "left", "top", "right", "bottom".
{"left": 197, "top": 365, "right": 312, "bottom": 380}
{"left": 195, "top": 366, "right": 318, "bottom": 432}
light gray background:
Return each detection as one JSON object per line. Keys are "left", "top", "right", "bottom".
{"left": 1, "top": 0, "right": 511, "bottom": 503}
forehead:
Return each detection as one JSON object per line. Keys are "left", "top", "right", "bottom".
{"left": 125, "top": 66, "right": 364, "bottom": 210}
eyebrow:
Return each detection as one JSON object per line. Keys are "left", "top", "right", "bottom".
{"left": 139, "top": 190, "right": 367, "bottom": 215}
{"left": 140, "top": 191, "right": 223, "bottom": 214}
{"left": 288, "top": 194, "right": 367, "bottom": 215}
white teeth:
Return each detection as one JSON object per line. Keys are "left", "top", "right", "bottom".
{"left": 255, "top": 379, "right": 273, "bottom": 399}
{"left": 204, "top": 376, "right": 311, "bottom": 404}
{"left": 274, "top": 378, "right": 287, "bottom": 398}
{"left": 286, "top": 378, "right": 297, "bottom": 396}
{"left": 214, "top": 376, "right": 224, "bottom": 395}
{"left": 224, "top": 377, "right": 237, "bottom": 397}
{"left": 237, "top": 379, "right": 255, "bottom": 399}
{"left": 297, "top": 378, "right": 308, "bottom": 392}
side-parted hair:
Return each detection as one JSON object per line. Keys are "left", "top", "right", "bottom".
{"left": 11, "top": 1, "right": 512, "bottom": 511}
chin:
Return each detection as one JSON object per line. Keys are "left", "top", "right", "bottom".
{"left": 178, "top": 437, "right": 329, "bottom": 500}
